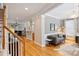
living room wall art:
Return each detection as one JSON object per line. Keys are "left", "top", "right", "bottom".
{"left": 50, "top": 23, "right": 55, "bottom": 31}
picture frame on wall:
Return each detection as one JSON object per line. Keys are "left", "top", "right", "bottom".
{"left": 50, "top": 23, "right": 55, "bottom": 31}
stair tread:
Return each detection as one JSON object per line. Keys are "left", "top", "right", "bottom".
{"left": 0, "top": 50, "right": 10, "bottom": 56}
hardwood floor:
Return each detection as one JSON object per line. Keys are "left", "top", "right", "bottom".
{"left": 21, "top": 37, "right": 75, "bottom": 56}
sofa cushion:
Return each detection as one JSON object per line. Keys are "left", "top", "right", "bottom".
{"left": 47, "top": 35, "right": 57, "bottom": 39}
{"left": 58, "top": 34, "right": 63, "bottom": 38}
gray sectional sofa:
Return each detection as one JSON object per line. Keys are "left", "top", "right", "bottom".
{"left": 47, "top": 34, "right": 65, "bottom": 45}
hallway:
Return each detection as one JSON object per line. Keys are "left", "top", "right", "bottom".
{"left": 21, "top": 36, "right": 75, "bottom": 56}
{"left": 22, "top": 37, "right": 63, "bottom": 56}
{"left": 0, "top": 3, "right": 78, "bottom": 56}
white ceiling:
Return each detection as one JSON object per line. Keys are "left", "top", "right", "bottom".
{"left": 45, "top": 3, "right": 79, "bottom": 19}
{"left": 6, "top": 3, "right": 61, "bottom": 21}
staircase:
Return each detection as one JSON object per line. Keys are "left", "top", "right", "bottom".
{"left": 0, "top": 5, "right": 10, "bottom": 56}
{"left": 0, "top": 5, "right": 26, "bottom": 56}
{"left": 0, "top": 6, "right": 7, "bottom": 56}
{"left": 0, "top": 8, "right": 4, "bottom": 49}
{"left": 0, "top": 49, "right": 10, "bottom": 56}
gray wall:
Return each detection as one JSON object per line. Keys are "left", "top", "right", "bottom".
{"left": 45, "top": 15, "right": 60, "bottom": 34}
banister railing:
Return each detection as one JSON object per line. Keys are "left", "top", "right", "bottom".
{"left": 4, "top": 26, "right": 25, "bottom": 56}
{"left": 4, "top": 26, "right": 24, "bottom": 43}
{"left": 1, "top": 5, "right": 25, "bottom": 56}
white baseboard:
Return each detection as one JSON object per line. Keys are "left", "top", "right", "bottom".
{"left": 42, "top": 44, "right": 46, "bottom": 47}
{"left": 34, "top": 41, "right": 42, "bottom": 47}
{"left": 34, "top": 41, "right": 46, "bottom": 47}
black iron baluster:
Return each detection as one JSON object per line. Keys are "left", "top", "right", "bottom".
{"left": 11, "top": 36, "right": 13, "bottom": 56}
{"left": 14, "top": 36, "right": 16, "bottom": 56}
{"left": 8, "top": 33, "right": 10, "bottom": 54}
{"left": 17, "top": 40, "right": 18, "bottom": 56}
{"left": 8, "top": 33, "right": 19, "bottom": 56}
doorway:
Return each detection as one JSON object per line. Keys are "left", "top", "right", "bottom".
{"left": 65, "top": 19, "right": 76, "bottom": 41}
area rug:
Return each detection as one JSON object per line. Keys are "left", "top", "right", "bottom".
{"left": 55, "top": 44, "right": 79, "bottom": 56}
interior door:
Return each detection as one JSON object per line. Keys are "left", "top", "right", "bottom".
{"left": 65, "top": 20, "right": 76, "bottom": 39}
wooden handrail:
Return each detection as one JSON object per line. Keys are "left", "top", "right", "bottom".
{"left": 4, "top": 26, "right": 25, "bottom": 56}
{"left": 4, "top": 26, "right": 24, "bottom": 43}
{"left": 1, "top": 5, "right": 25, "bottom": 56}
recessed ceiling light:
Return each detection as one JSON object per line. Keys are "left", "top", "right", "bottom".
{"left": 25, "top": 8, "right": 28, "bottom": 10}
